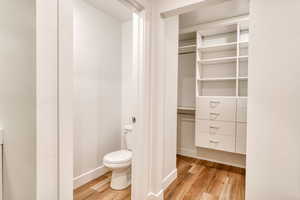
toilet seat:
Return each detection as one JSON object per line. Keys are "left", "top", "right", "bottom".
{"left": 103, "top": 150, "right": 132, "bottom": 168}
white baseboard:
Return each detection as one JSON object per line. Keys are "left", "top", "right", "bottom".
{"left": 178, "top": 148, "right": 197, "bottom": 156}
{"left": 146, "top": 190, "right": 164, "bottom": 200}
{"left": 178, "top": 148, "right": 246, "bottom": 168}
{"left": 146, "top": 169, "right": 177, "bottom": 200}
{"left": 73, "top": 165, "right": 110, "bottom": 189}
{"left": 162, "top": 169, "right": 177, "bottom": 190}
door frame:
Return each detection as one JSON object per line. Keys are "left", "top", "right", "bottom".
{"left": 56, "top": 0, "right": 151, "bottom": 200}
{"left": 128, "top": 1, "right": 152, "bottom": 199}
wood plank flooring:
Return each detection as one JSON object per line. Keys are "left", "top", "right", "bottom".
{"left": 164, "top": 155, "right": 245, "bottom": 200}
{"left": 74, "top": 172, "right": 131, "bottom": 200}
{"left": 74, "top": 155, "right": 245, "bottom": 200}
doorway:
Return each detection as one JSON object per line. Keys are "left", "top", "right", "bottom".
{"left": 53, "top": 0, "right": 150, "bottom": 199}
{"left": 161, "top": 1, "right": 249, "bottom": 199}
{"left": 71, "top": 0, "right": 149, "bottom": 199}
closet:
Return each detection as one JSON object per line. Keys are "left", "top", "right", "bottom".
{"left": 177, "top": 33, "right": 196, "bottom": 155}
{"left": 196, "top": 21, "right": 248, "bottom": 154}
{"left": 177, "top": 7, "right": 249, "bottom": 167}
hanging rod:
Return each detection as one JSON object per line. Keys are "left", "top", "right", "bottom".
{"left": 179, "top": 51, "right": 196, "bottom": 55}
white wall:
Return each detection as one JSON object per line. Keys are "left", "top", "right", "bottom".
{"left": 36, "top": 0, "right": 59, "bottom": 198}
{"left": 0, "top": 0, "right": 36, "bottom": 200}
{"left": 247, "top": 1, "right": 300, "bottom": 200}
{"left": 163, "top": 16, "right": 179, "bottom": 180}
{"left": 73, "top": 0, "right": 122, "bottom": 179}
{"left": 58, "top": 0, "right": 74, "bottom": 198}
{"left": 121, "top": 20, "right": 134, "bottom": 148}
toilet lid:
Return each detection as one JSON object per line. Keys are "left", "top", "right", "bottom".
{"left": 104, "top": 150, "right": 132, "bottom": 164}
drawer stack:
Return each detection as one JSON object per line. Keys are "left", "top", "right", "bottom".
{"left": 236, "top": 98, "right": 247, "bottom": 154}
{"left": 195, "top": 97, "right": 247, "bottom": 154}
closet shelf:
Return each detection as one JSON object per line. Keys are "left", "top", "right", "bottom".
{"left": 197, "top": 77, "right": 236, "bottom": 81}
{"left": 179, "top": 44, "right": 197, "bottom": 54}
{"left": 199, "top": 42, "right": 237, "bottom": 52}
{"left": 239, "top": 55, "right": 249, "bottom": 61}
{"left": 196, "top": 95, "right": 247, "bottom": 98}
{"left": 177, "top": 106, "right": 196, "bottom": 111}
{"left": 196, "top": 95, "right": 237, "bottom": 98}
{"left": 179, "top": 44, "right": 196, "bottom": 51}
{"left": 177, "top": 107, "right": 195, "bottom": 115}
{"left": 239, "top": 76, "right": 248, "bottom": 80}
{"left": 239, "top": 41, "right": 249, "bottom": 48}
{"left": 179, "top": 44, "right": 196, "bottom": 49}
{"left": 199, "top": 56, "right": 237, "bottom": 65}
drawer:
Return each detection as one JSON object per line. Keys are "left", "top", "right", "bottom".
{"left": 237, "top": 98, "right": 247, "bottom": 122}
{"left": 195, "top": 132, "right": 236, "bottom": 153}
{"left": 196, "top": 97, "right": 236, "bottom": 121}
{"left": 196, "top": 120, "right": 235, "bottom": 136}
{"left": 236, "top": 123, "right": 247, "bottom": 154}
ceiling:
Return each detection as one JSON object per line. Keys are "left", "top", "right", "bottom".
{"left": 179, "top": 0, "right": 249, "bottom": 29}
{"left": 86, "top": 0, "right": 132, "bottom": 22}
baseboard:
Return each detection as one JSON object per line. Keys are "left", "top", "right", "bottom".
{"left": 178, "top": 148, "right": 246, "bottom": 168}
{"left": 162, "top": 169, "right": 177, "bottom": 190}
{"left": 145, "top": 169, "right": 177, "bottom": 200}
{"left": 178, "top": 148, "right": 197, "bottom": 156}
{"left": 146, "top": 190, "right": 164, "bottom": 200}
{"left": 73, "top": 165, "right": 110, "bottom": 189}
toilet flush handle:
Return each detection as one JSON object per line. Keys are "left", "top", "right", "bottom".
{"left": 131, "top": 116, "right": 136, "bottom": 124}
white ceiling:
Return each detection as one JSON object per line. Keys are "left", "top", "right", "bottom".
{"left": 86, "top": 0, "right": 132, "bottom": 22}
{"left": 179, "top": 0, "right": 249, "bottom": 29}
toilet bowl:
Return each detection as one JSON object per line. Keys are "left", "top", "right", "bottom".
{"left": 103, "top": 124, "right": 133, "bottom": 190}
{"left": 103, "top": 150, "right": 132, "bottom": 190}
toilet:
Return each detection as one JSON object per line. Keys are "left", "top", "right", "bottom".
{"left": 103, "top": 125, "right": 133, "bottom": 190}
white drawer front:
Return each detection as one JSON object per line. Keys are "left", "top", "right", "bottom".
{"left": 237, "top": 98, "right": 247, "bottom": 122}
{"left": 236, "top": 123, "right": 247, "bottom": 154}
{"left": 196, "top": 97, "right": 236, "bottom": 121}
{"left": 195, "top": 133, "right": 236, "bottom": 153}
{"left": 196, "top": 120, "right": 235, "bottom": 136}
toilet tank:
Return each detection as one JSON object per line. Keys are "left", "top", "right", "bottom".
{"left": 124, "top": 124, "right": 133, "bottom": 150}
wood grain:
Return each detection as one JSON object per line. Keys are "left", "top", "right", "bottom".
{"left": 74, "top": 172, "right": 131, "bottom": 200}
{"left": 164, "top": 155, "right": 245, "bottom": 200}
{"left": 74, "top": 155, "right": 245, "bottom": 200}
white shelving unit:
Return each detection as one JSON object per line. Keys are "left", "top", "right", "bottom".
{"left": 198, "top": 77, "right": 236, "bottom": 81}
{"left": 195, "top": 20, "right": 249, "bottom": 154}
{"left": 199, "top": 56, "right": 237, "bottom": 65}
{"left": 179, "top": 40, "right": 196, "bottom": 55}
{"left": 196, "top": 21, "right": 249, "bottom": 98}
{"left": 199, "top": 42, "right": 237, "bottom": 52}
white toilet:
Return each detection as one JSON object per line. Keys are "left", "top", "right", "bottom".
{"left": 103, "top": 125, "right": 133, "bottom": 190}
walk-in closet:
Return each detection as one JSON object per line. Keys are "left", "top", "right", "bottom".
{"left": 172, "top": 1, "right": 249, "bottom": 199}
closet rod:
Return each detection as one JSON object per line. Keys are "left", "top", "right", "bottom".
{"left": 179, "top": 51, "right": 196, "bottom": 55}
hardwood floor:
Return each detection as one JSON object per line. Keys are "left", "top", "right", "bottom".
{"left": 74, "top": 172, "right": 131, "bottom": 200}
{"left": 164, "top": 155, "right": 245, "bottom": 200}
{"left": 74, "top": 155, "right": 245, "bottom": 200}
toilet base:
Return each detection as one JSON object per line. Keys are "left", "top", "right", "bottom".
{"left": 111, "top": 167, "right": 131, "bottom": 190}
